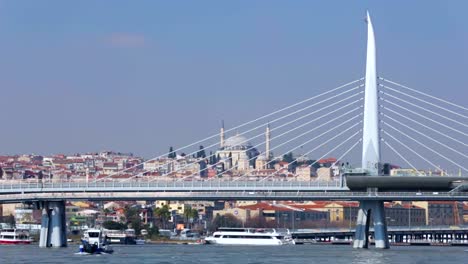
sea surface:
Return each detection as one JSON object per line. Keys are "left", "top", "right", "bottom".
{"left": 0, "top": 244, "right": 467, "bottom": 264}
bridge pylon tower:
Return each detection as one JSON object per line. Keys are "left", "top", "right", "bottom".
{"left": 353, "top": 11, "right": 390, "bottom": 249}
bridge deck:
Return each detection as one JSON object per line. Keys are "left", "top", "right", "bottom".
{"left": 1, "top": 190, "right": 468, "bottom": 203}
{"left": 0, "top": 180, "right": 467, "bottom": 203}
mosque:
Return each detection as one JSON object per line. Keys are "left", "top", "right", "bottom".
{"left": 215, "top": 123, "right": 272, "bottom": 171}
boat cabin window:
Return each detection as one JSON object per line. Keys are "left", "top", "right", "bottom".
{"left": 217, "top": 228, "right": 247, "bottom": 232}
{"left": 88, "top": 232, "right": 100, "bottom": 238}
{"left": 213, "top": 235, "right": 221, "bottom": 238}
{"left": 2, "top": 235, "right": 15, "bottom": 239}
{"left": 222, "top": 235, "right": 273, "bottom": 239}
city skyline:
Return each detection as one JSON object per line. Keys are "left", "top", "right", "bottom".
{"left": 1, "top": 1, "right": 468, "bottom": 170}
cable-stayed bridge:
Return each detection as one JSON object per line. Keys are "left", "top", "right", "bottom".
{"left": 3, "top": 12, "right": 468, "bottom": 249}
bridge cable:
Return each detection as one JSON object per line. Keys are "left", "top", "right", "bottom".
{"left": 379, "top": 77, "right": 468, "bottom": 113}
{"left": 259, "top": 128, "right": 362, "bottom": 182}
{"left": 100, "top": 82, "right": 364, "bottom": 182}
{"left": 150, "top": 104, "right": 363, "bottom": 183}
{"left": 383, "top": 122, "right": 468, "bottom": 173}
{"left": 241, "top": 123, "right": 362, "bottom": 182}
{"left": 220, "top": 117, "right": 362, "bottom": 182}
{"left": 382, "top": 106, "right": 468, "bottom": 149}
{"left": 330, "top": 138, "right": 363, "bottom": 168}
{"left": 382, "top": 140, "right": 426, "bottom": 176}
{"left": 123, "top": 93, "right": 364, "bottom": 182}
{"left": 379, "top": 84, "right": 468, "bottom": 120}
{"left": 382, "top": 130, "right": 443, "bottom": 173}
{"left": 383, "top": 113, "right": 468, "bottom": 161}
{"left": 380, "top": 86, "right": 468, "bottom": 129}
{"left": 191, "top": 113, "right": 363, "bottom": 182}
{"left": 115, "top": 78, "right": 363, "bottom": 175}
{"left": 143, "top": 100, "right": 363, "bottom": 182}
{"left": 286, "top": 130, "right": 363, "bottom": 182}
{"left": 383, "top": 99, "right": 468, "bottom": 138}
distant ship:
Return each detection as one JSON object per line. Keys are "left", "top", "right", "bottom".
{"left": 0, "top": 229, "right": 32, "bottom": 244}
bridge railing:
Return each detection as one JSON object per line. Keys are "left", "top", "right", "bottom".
{"left": 0, "top": 179, "right": 344, "bottom": 191}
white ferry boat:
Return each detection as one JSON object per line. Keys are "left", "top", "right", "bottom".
{"left": 204, "top": 228, "right": 295, "bottom": 245}
{"left": 0, "top": 229, "right": 32, "bottom": 244}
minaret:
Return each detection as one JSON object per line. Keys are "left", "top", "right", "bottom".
{"left": 361, "top": 10, "right": 381, "bottom": 176}
{"left": 265, "top": 123, "right": 271, "bottom": 160}
{"left": 220, "top": 120, "right": 225, "bottom": 149}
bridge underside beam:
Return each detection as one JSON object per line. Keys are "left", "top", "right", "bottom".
{"left": 354, "top": 200, "right": 389, "bottom": 249}
{"left": 346, "top": 176, "right": 468, "bottom": 191}
{"left": 38, "top": 201, "right": 67, "bottom": 248}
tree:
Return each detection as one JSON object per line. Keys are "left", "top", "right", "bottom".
{"left": 309, "top": 160, "right": 321, "bottom": 169}
{"left": 244, "top": 215, "right": 268, "bottom": 228}
{"left": 102, "top": 220, "right": 126, "bottom": 230}
{"left": 154, "top": 204, "right": 171, "bottom": 229}
{"left": 124, "top": 206, "right": 143, "bottom": 235}
{"left": 168, "top": 146, "right": 176, "bottom": 159}
{"left": 183, "top": 207, "right": 199, "bottom": 227}
{"left": 3, "top": 214, "right": 15, "bottom": 228}
{"left": 197, "top": 145, "right": 206, "bottom": 158}
{"left": 144, "top": 225, "right": 159, "bottom": 239}
{"left": 209, "top": 213, "right": 242, "bottom": 231}
{"left": 282, "top": 152, "right": 294, "bottom": 163}
{"left": 209, "top": 151, "right": 214, "bottom": 165}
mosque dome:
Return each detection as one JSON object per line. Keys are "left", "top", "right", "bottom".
{"left": 256, "top": 153, "right": 268, "bottom": 161}
{"left": 224, "top": 134, "right": 252, "bottom": 150}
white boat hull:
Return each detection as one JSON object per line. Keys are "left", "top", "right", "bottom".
{"left": 205, "top": 237, "right": 284, "bottom": 245}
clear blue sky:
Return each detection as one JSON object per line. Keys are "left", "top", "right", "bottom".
{"left": 0, "top": 1, "right": 467, "bottom": 165}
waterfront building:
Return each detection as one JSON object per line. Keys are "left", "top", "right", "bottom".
{"left": 385, "top": 203, "right": 426, "bottom": 227}
{"left": 274, "top": 161, "right": 289, "bottom": 171}
{"left": 428, "top": 201, "right": 464, "bottom": 226}
{"left": 254, "top": 154, "right": 268, "bottom": 170}
{"left": 316, "top": 167, "right": 332, "bottom": 181}
{"left": 102, "top": 162, "right": 119, "bottom": 175}
{"left": 143, "top": 159, "right": 172, "bottom": 174}
{"left": 295, "top": 165, "right": 312, "bottom": 181}
{"left": 212, "top": 207, "right": 260, "bottom": 224}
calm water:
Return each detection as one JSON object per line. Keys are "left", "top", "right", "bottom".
{"left": 0, "top": 244, "right": 467, "bottom": 264}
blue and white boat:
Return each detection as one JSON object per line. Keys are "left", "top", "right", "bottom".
{"left": 76, "top": 229, "right": 114, "bottom": 255}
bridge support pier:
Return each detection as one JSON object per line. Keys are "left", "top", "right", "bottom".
{"left": 37, "top": 201, "right": 67, "bottom": 248}
{"left": 353, "top": 200, "right": 389, "bottom": 249}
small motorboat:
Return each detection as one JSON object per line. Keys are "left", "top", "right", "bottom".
{"left": 76, "top": 240, "right": 114, "bottom": 255}
{"left": 77, "top": 229, "right": 113, "bottom": 255}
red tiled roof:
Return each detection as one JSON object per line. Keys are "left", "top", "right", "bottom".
{"left": 318, "top": 157, "right": 337, "bottom": 164}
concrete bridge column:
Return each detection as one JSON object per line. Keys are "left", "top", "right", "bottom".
{"left": 39, "top": 205, "right": 50, "bottom": 248}
{"left": 38, "top": 201, "right": 67, "bottom": 248}
{"left": 353, "top": 200, "right": 389, "bottom": 249}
